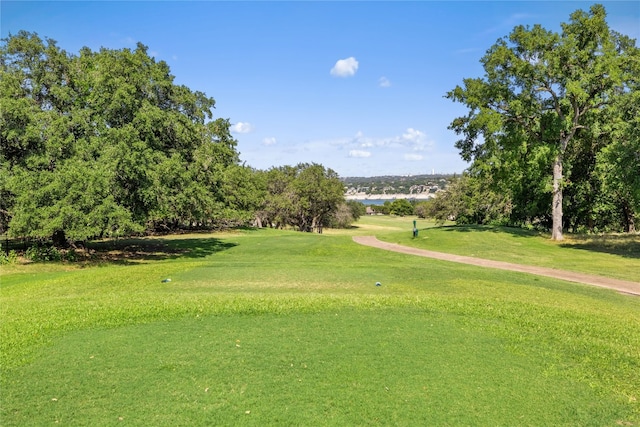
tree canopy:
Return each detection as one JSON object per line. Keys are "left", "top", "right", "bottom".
{"left": 1, "top": 32, "right": 259, "bottom": 244}
{"left": 446, "top": 4, "right": 639, "bottom": 238}
{"left": 258, "top": 163, "right": 344, "bottom": 232}
{"left": 1, "top": 32, "right": 349, "bottom": 245}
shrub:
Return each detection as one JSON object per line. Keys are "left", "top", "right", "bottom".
{"left": 389, "top": 199, "right": 414, "bottom": 216}
{"left": 63, "top": 248, "right": 78, "bottom": 262}
{"left": 0, "top": 244, "right": 18, "bottom": 265}
{"left": 25, "top": 245, "right": 62, "bottom": 262}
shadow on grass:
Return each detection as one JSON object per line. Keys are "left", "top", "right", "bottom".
{"left": 560, "top": 234, "right": 640, "bottom": 260}
{"left": 435, "top": 224, "right": 640, "bottom": 259}
{"left": 85, "top": 237, "right": 237, "bottom": 265}
{"left": 436, "top": 224, "right": 542, "bottom": 238}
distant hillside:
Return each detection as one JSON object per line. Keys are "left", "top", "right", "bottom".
{"left": 342, "top": 174, "right": 456, "bottom": 196}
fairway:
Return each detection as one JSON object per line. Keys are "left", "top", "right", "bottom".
{"left": 2, "top": 222, "right": 640, "bottom": 425}
{"left": 4, "top": 2, "right": 640, "bottom": 425}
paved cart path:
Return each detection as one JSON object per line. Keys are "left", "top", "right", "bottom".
{"left": 353, "top": 236, "right": 640, "bottom": 296}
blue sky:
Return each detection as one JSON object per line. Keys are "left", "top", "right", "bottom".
{"left": 2, "top": 1, "right": 639, "bottom": 177}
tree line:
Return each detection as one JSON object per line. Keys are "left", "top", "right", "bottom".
{"left": 0, "top": 31, "right": 349, "bottom": 247}
{"left": 443, "top": 4, "right": 639, "bottom": 238}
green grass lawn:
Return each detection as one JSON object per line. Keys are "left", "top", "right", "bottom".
{"left": 357, "top": 215, "right": 640, "bottom": 282}
{"left": 1, "top": 224, "right": 640, "bottom": 425}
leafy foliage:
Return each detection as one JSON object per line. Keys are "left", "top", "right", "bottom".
{"left": 345, "top": 200, "right": 366, "bottom": 220}
{"left": 328, "top": 200, "right": 366, "bottom": 229}
{"left": 0, "top": 31, "right": 257, "bottom": 244}
{"left": 0, "top": 244, "right": 18, "bottom": 265}
{"left": 259, "top": 163, "right": 344, "bottom": 232}
{"left": 389, "top": 198, "right": 414, "bottom": 216}
{"left": 423, "top": 174, "right": 513, "bottom": 226}
{"left": 446, "top": 4, "right": 639, "bottom": 237}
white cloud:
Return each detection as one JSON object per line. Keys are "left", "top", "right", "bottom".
{"left": 401, "top": 128, "right": 433, "bottom": 152}
{"left": 237, "top": 127, "right": 447, "bottom": 176}
{"left": 330, "top": 57, "right": 359, "bottom": 77}
{"left": 349, "top": 150, "right": 371, "bottom": 158}
{"left": 378, "top": 76, "right": 391, "bottom": 87}
{"left": 402, "top": 128, "right": 427, "bottom": 143}
{"left": 231, "top": 122, "right": 254, "bottom": 134}
{"left": 349, "top": 128, "right": 433, "bottom": 151}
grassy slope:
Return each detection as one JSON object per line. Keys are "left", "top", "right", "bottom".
{"left": 351, "top": 215, "right": 640, "bottom": 282}
{"left": 1, "top": 224, "right": 640, "bottom": 425}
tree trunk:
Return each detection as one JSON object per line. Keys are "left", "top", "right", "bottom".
{"left": 551, "top": 154, "right": 564, "bottom": 241}
{"left": 622, "top": 199, "right": 636, "bottom": 233}
{"left": 52, "top": 230, "right": 68, "bottom": 248}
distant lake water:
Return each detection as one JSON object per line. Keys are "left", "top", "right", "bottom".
{"left": 361, "top": 199, "right": 393, "bottom": 206}
{"left": 354, "top": 198, "right": 424, "bottom": 206}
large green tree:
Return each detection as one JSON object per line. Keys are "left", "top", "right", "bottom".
{"left": 1, "top": 31, "right": 245, "bottom": 244}
{"left": 260, "top": 163, "right": 344, "bottom": 232}
{"left": 447, "top": 4, "right": 639, "bottom": 240}
{"left": 424, "top": 173, "right": 512, "bottom": 226}
{"left": 593, "top": 64, "right": 640, "bottom": 233}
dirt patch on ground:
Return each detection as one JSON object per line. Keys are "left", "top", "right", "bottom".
{"left": 353, "top": 236, "right": 640, "bottom": 297}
